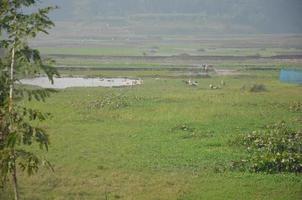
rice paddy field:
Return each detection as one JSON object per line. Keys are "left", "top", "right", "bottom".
{"left": 2, "top": 33, "right": 302, "bottom": 199}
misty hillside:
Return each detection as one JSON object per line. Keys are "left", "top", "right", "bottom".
{"left": 42, "top": 0, "right": 302, "bottom": 34}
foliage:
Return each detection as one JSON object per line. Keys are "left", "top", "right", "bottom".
{"left": 0, "top": 106, "right": 52, "bottom": 174}
{"left": 0, "top": 0, "right": 57, "bottom": 198}
{"left": 233, "top": 122, "right": 302, "bottom": 173}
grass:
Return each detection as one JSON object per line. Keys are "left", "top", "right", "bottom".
{"left": 39, "top": 47, "right": 143, "bottom": 56}
{"left": 2, "top": 70, "right": 301, "bottom": 199}
{"left": 4, "top": 33, "right": 302, "bottom": 199}
{"left": 57, "top": 69, "right": 173, "bottom": 78}
{"left": 55, "top": 60, "right": 170, "bottom": 69}
{"left": 39, "top": 46, "right": 302, "bottom": 57}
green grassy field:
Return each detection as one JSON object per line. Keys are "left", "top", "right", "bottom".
{"left": 2, "top": 32, "right": 302, "bottom": 199}
{"left": 35, "top": 31, "right": 302, "bottom": 58}
{"left": 39, "top": 46, "right": 302, "bottom": 57}
{"left": 2, "top": 70, "right": 301, "bottom": 200}
{"left": 37, "top": 35, "right": 302, "bottom": 71}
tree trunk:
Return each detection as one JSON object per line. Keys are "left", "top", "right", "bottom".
{"left": 12, "top": 155, "right": 19, "bottom": 200}
{"left": 9, "top": 46, "right": 15, "bottom": 112}
{"left": 10, "top": 43, "right": 18, "bottom": 200}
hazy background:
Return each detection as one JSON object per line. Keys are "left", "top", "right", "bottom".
{"left": 40, "top": 0, "right": 302, "bottom": 34}
{"left": 28, "top": 0, "right": 302, "bottom": 58}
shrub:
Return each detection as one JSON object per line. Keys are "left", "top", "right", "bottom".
{"left": 233, "top": 122, "right": 302, "bottom": 173}
{"left": 87, "top": 94, "right": 143, "bottom": 110}
{"left": 289, "top": 101, "right": 302, "bottom": 112}
{"left": 241, "top": 84, "right": 267, "bottom": 92}
{"left": 197, "top": 48, "right": 206, "bottom": 52}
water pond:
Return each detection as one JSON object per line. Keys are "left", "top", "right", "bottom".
{"left": 20, "top": 77, "right": 143, "bottom": 89}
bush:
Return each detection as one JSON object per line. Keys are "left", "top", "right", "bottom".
{"left": 197, "top": 48, "right": 206, "bottom": 52}
{"left": 289, "top": 101, "right": 302, "bottom": 112}
{"left": 233, "top": 122, "right": 302, "bottom": 173}
{"left": 87, "top": 94, "right": 143, "bottom": 110}
{"left": 241, "top": 84, "right": 267, "bottom": 92}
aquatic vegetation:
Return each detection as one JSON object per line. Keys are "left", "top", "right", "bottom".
{"left": 86, "top": 94, "right": 144, "bottom": 110}
{"left": 233, "top": 122, "right": 302, "bottom": 173}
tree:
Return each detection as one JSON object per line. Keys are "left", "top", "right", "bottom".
{"left": 0, "top": 1, "right": 58, "bottom": 199}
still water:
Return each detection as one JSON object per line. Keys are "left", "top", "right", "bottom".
{"left": 20, "top": 77, "right": 143, "bottom": 89}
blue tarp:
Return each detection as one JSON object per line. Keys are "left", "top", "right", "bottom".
{"left": 280, "top": 69, "right": 302, "bottom": 84}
